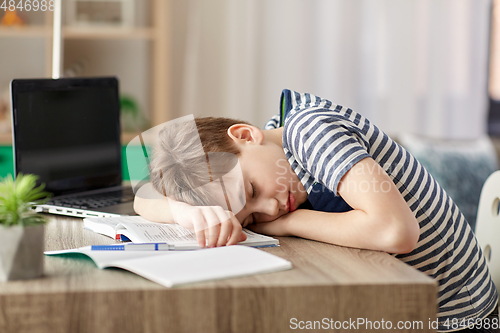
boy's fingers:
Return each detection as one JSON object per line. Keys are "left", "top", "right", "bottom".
{"left": 195, "top": 228, "right": 206, "bottom": 248}
{"left": 202, "top": 208, "right": 221, "bottom": 248}
{"left": 207, "top": 224, "right": 221, "bottom": 248}
{"left": 217, "top": 219, "right": 232, "bottom": 247}
{"left": 239, "top": 230, "right": 247, "bottom": 242}
{"left": 213, "top": 208, "right": 233, "bottom": 246}
{"left": 226, "top": 215, "right": 243, "bottom": 245}
{"left": 192, "top": 218, "right": 208, "bottom": 248}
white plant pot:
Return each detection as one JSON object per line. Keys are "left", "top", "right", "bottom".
{"left": 0, "top": 225, "right": 44, "bottom": 281}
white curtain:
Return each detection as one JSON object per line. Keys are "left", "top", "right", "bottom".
{"left": 169, "top": 0, "right": 492, "bottom": 140}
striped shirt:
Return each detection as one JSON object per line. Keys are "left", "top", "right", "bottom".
{"left": 265, "top": 89, "right": 498, "bottom": 332}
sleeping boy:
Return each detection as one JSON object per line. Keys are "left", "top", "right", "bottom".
{"left": 134, "top": 89, "right": 498, "bottom": 332}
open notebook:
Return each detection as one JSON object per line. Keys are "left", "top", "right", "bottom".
{"left": 45, "top": 245, "right": 292, "bottom": 288}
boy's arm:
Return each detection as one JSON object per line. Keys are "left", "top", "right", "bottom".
{"left": 133, "top": 183, "right": 175, "bottom": 223}
{"left": 134, "top": 183, "right": 246, "bottom": 247}
{"left": 250, "top": 157, "right": 420, "bottom": 254}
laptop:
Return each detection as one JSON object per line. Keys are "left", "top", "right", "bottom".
{"left": 11, "top": 77, "right": 137, "bottom": 218}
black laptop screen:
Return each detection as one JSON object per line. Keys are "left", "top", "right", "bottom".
{"left": 12, "top": 78, "right": 122, "bottom": 196}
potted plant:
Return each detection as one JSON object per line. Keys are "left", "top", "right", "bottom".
{"left": 0, "top": 173, "right": 51, "bottom": 281}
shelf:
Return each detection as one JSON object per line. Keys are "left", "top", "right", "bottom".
{"left": 0, "top": 133, "right": 12, "bottom": 145}
{"left": 0, "top": 132, "right": 142, "bottom": 145}
{"left": 0, "top": 0, "right": 170, "bottom": 145}
{"left": 121, "top": 132, "right": 141, "bottom": 144}
{"left": 0, "top": 25, "right": 156, "bottom": 40}
{"left": 0, "top": 26, "right": 50, "bottom": 37}
{"left": 63, "top": 26, "right": 155, "bottom": 40}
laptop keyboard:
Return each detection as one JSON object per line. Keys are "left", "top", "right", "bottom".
{"left": 47, "top": 188, "right": 135, "bottom": 210}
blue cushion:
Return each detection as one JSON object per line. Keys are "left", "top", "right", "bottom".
{"left": 398, "top": 134, "right": 499, "bottom": 231}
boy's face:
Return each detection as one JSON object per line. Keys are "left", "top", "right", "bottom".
{"left": 228, "top": 125, "right": 308, "bottom": 227}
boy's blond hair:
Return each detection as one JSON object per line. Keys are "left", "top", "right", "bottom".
{"left": 149, "top": 117, "right": 250, "bottom": 206}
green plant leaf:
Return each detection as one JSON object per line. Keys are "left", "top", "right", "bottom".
{"left": 0, "top": 173, "right": 52, "bottom": 226}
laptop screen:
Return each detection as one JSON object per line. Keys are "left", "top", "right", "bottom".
{"left": 11, "top": 77, "right": 122, "bottom": 196}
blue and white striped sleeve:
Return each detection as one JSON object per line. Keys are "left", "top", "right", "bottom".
{"left": 263, "top": 114, "right": 280, "bottom": 129}
{"left": 284, "top": 110, "right": 371, "bottom": 195}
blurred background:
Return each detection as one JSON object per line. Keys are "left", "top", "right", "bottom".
{"left": 171, "top": 0, "right": 496, "bottom": 140}
{"left": 0, "top": 0, "right": 499, "bottom": 228}
{"left": 0, "top": 0, "right": 498, "bottom": 139}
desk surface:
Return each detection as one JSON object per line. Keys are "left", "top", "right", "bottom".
{"left": 0, "top": 215, "right": 437, "bottom": 333}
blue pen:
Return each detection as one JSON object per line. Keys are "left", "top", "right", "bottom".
{"left": 91, "top": 243, "right": 174, "bottom": 251}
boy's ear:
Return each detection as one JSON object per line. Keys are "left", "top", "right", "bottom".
{"left": 227, "top": 124, "right": 264, "bottom": 145}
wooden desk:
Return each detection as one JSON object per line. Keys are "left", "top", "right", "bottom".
{"left": 0, "top": 216, "right": 437, "bottom": 333}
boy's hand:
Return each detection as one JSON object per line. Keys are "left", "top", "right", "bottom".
{"left": 168, "top": 199, "right": 247, "bottom": 248}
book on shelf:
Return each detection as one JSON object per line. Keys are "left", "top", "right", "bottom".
{"left": 83, "top": 215, "right": 279, "bottom": 249}
{"left": 45, "top": 245, "right": 292, "bottom": 288}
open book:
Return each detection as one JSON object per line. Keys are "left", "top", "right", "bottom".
{"left": 45, "top": 245, "right": 292, "bottom": 288}
{"left": 83, "top": 216, "right": 279, "bottom": 249}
